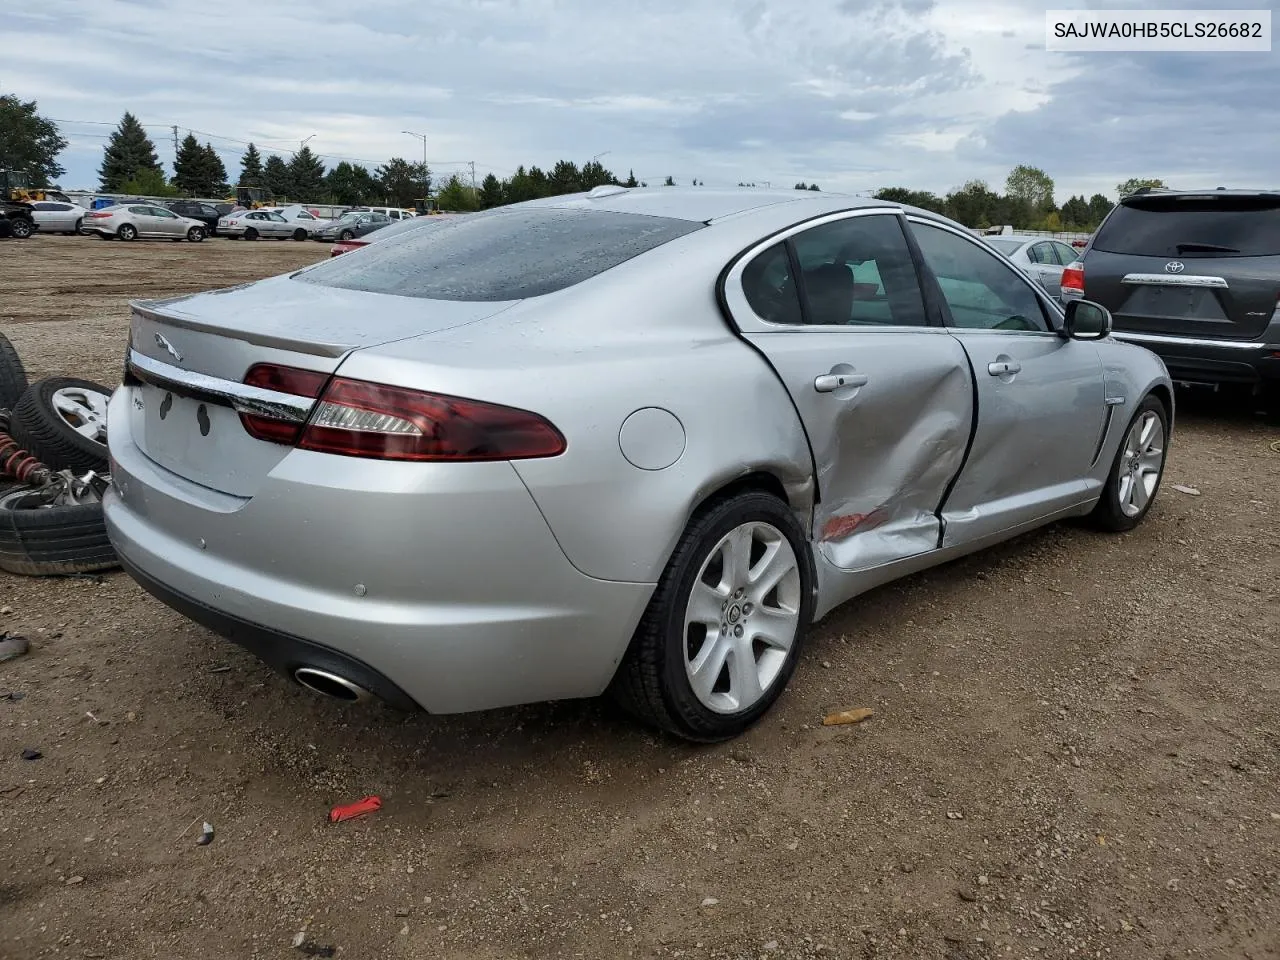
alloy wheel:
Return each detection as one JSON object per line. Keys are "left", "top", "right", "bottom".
{"left": 1117, "top": 410, "right": 1164, "bottom": 517}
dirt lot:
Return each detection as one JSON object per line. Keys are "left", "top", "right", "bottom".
{"left": 2, "top": 234, "right": 1279, "bottom": 960}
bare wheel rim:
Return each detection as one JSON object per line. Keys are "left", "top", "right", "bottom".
{"left": 51, "top": 386, "right": 110, "bottom": 443}
{"left": 683, "top": 521, "right": 801, "bottom": 714}
{"left": 1116, "top": 410, "right": 1164, "bottom": 518}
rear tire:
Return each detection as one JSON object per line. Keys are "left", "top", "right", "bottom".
{"left": 1089, "top": 394, "right": 1168, "bottom": 532}
{"left": 0, "top": 332, "right": 29, "bottom": 409}
{"left": 244, "top": 227, "right": 259, "bottom": 240}
{"left": 10, "top": 219, "right": 33, "bottom": 239}
{"left": 292, "top": 228, "right": 308, "bottom": 241}
{"left": 9, "top": 377, "right": 112, "bottom": 474}
{"left": 117, "top": 223, "right": 137, "bottom": 241}
{"left": 609, "top": 491, "right": 814, "bottom": 741}
{"left": 70, "top": 219, "right": 83, "bottom": 235}
{"left": 0, "top": 487, "right": 118, "bottom": 577}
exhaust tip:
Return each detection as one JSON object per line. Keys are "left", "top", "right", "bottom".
{"left": 293, "top": 667, "right": 371, "bottom": 703}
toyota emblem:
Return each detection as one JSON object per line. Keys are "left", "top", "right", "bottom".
{"left": 1164, "top": 260, "right": 1185, "bottom": 274}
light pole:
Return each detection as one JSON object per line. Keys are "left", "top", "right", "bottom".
{"left": 402, "top": 131, "right": 428, "bottom": 205}
{"left": 298, "top": 133, "right": 316, "bottom": 154}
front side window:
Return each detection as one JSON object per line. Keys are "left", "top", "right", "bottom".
{"left": 911, "top": 222, "right": 1048, "bottom": 332}
{"left": 790, "top": 214, "right": 927, "bottom": 326}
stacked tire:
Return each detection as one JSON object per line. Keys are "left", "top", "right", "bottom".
{"left": 0, "top": 332, "right": 119, "bottom": 576}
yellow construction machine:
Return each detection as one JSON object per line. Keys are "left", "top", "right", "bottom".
{"left": 1, "top": 170, "right": 69, "bottom": 203}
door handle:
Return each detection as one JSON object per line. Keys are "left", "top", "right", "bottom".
{"left": 988, "top": 360, "right": 1022, "bottom": 377}
{"left": 814, "top": 372, "right": 869, "bottom": 393}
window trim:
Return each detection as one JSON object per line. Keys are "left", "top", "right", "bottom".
{"left": 905, "top": 215, "right": 1065, "bottom": 336}
{"left": 722, "top": 208, "right": 944, "bottom": 335}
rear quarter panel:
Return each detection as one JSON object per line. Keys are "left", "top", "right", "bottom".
{"left": 335, "top": 222, "right": 821, "bottom": 584}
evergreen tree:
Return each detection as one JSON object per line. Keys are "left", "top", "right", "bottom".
{"left": 808, "top": 183, "right": 820, "bottom": 191}
{"left": 548, "top": 160, "right": 581, "bottom": 195}
{"left": 624, "top": 169, "right": 638, "bottom": 188}
{"left": 663, "top": 176, "right": 675, "bottom": 186}
{"left": 0, "top": 92, "right": 67, "bottom": 187}
{"left": 505, "top": 166, "right": 535, "bottom": 203}
{"left": 262, "top": 154, "right": 291, "bottom": 199}
{"left": 374, "top": 157, "right": 429, "bottom": 207}
{"left": 98, "top": 111, "right": 162, "bottom": 192}
{"left": 1088, "top": 193, "right": 1113, "bottom": 224}
{"left": 326, "top": 161, "right": 381, "bottom": 205}
{"left": 527, "top": 165, "right": 549, "bottom": 198}
{"left": 288, "top": 145, "right": 326, "bottom": 201}
{"left": 172, "top": 134, "right": 206, "bottom": 195}
{"left": 478, "top": 173, "right": 505, "bottom": 209}
{"left": 239, "top": 143, "right": 264, "bottom": 186}
{"left": 579, "top": 160, "right": 615, "bottom": 190}
{"left": 202, "top": 144, "right": 228, "bottom": 195}
{"left": 436, "top": 174, "right": 479, "bottom": 211}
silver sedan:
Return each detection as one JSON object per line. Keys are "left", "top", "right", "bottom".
{"left": 80, "top": 204, "right": 208, "bottom": 241}
{"left": 217, "top": 209, "right": 300, "bottom": 240}
{"left": 984, "top": 235, "right": 1080, "bottom": 300}
{"left": 104, "top": 188, "right": 1172, "bottom": 741}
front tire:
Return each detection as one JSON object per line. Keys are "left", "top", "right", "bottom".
{"left": 187, "top": 226, "right": 205, "bottom": 242}
{"left": 293, "top": 228, "right": 308, "bottom": 241}
{"left": 243, "top": 227, "right": 259, "bottom": 240}
{"left": 339, "top": 229, "right": 354, "bottom": 242}
{"left": 1089, "top": 394, "right": 1168, "bottom": 532}
{"left": 610, "top": 491, "right": 814, "bottom": 741}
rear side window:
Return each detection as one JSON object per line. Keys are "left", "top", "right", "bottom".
{"left": 297, "top": 207, "right": 703, "bottom": 301}
{"left": 1093, "top": 195, "right": 1280, "bottom": 258}
{"left": 742, "top": 243, "right": 802, "bottom": 325}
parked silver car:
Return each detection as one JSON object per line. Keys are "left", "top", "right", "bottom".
{"left": 984, "top": 235, "right": 1080, "bottom": 300}
{"left": 81, "top": 204, "right": 208, "bottom": 241}
{"left": 104, "top": 188, "right": 1172, "bottom": 741}
{"left": 29, "top": 201, "right": 86, "bottom": 235}
{"left": 218, "top": 209, "right": 307, "bottom": 240}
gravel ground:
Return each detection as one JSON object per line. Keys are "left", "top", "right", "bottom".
{"left": 1, "top": 234, "right": 1279, "bottom": 960}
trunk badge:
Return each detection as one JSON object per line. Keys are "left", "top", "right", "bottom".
{"left": 1163, "top": 261, "right": 1185, "bottom": 274}
{"left": 154, "top": 332, "right": 183, "bottom": 363}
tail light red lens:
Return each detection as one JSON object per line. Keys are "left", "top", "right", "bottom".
{"left": 1061, "top": 262, "right": 1085, "bottom": 295}
{"left": 239, "top": 363, "right": 329, "bottom": 443}
{"left": 88, "top": 212, "right": 112, "bottom": 219}
{"left": 238, "top": 364, "right": 565, "bottom": 461}
{"left": 299, "top": 377, "right": 566, "bottom": 461}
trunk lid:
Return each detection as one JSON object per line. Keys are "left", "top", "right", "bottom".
{"left": 124, "top": 275, "right": 517, "bottom": 497}
{"left": 1084, "top": 193, "right": 1280, "bottom": 341}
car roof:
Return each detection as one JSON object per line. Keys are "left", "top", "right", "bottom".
{"left": 528, "top": 186, "right": 892, "bottom": 224}
{"left": 1122, "top": 187, "right": 1280, "bottom": 203}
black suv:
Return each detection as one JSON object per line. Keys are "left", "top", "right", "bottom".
{"left": 0, "top": 200, "right": 36, "bottom": 239}
{"left": 1064, "top": 188, "right": 1280, "bottom": 400}
{"left": 166, "top": 200, "right": 224, "bottom": 236}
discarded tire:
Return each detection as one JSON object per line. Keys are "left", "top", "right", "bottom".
{"left": 0, "top": 333, "right": 27, "bottom": 409}
{"left": 10, "top": 377, "right": 111, "bottom": 474}
{"left": 0, "top": 486, "right": 118, "bottom": 576}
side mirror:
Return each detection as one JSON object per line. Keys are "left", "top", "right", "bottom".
{"left": 1062, "top": 299, "right": 1112, "bottom": 341}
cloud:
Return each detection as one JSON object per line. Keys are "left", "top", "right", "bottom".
{"left": 2, "top": 0, "right": 1275, "bottom": 203}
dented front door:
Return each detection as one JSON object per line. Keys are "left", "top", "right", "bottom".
{"left": 743, "top": 328, "right": 973, "bottom": 570}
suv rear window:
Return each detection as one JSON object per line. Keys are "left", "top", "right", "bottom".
{"left": 1093, "top": 194, "right": 1280, "bottom": 258}
{"left": 296, "top": 207, "right": 702, "bottom": 301}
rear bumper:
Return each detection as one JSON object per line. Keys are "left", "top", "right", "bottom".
{"left": 103, "top": 388, "right": 655, "bottom": 714}
{"left": 1111, "top": 328, "right": 1280, "bottom": 385}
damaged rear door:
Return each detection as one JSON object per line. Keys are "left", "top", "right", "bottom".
{"left": 908, "top": 218, "right": 1105, "bottom": 544}
{"left": 722, "top": 209, "right": 974, "bottom": 572}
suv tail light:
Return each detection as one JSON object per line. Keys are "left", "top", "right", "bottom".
{"left": 239, "top": 364, "right": 565, "bottom": 461}
{"left": 1061, "top": 261, "right": 1085, "bottom": 297}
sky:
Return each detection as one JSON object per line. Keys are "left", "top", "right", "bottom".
{"left": 6, "top": 0, "right": 1277, "bottom": 202}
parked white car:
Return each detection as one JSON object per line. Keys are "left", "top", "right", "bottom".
{"left": 262, "top": 204, "right": 325, "bottom": 236}
{"left": 30, "top": 201, "right": 87, "bottom": 235}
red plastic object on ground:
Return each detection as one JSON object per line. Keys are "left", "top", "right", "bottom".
{"left": 328, "top": 795, "right": 382, "bottom": 823}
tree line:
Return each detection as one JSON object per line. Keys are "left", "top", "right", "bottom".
{"left": 2, "top": 95, "right": 1166, "bottom": 226}
{"left": 876, "top": 166, "right": 1168, "bottom": 233}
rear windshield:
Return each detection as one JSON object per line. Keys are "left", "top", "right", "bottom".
{"left": 1093, "top": 195, "right": 1280, "bottom": 258}
{"left": 984, "top": 238, "right": 1023, "bottom": 256}
{"left": 296, "top": 207, "right": 702, "bottom": 301}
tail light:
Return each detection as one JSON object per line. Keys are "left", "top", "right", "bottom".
{"left": 1061, "top": 262, "right": 1085, "bottom": 296}
{"left": 239, "top": 363, "right": 329, "bottom": 443}
{"left": 87, "top": 212, "right": 112, "bottom": 219}
{"left": 239, "top": 364, "right": 565, "bottom": 461}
